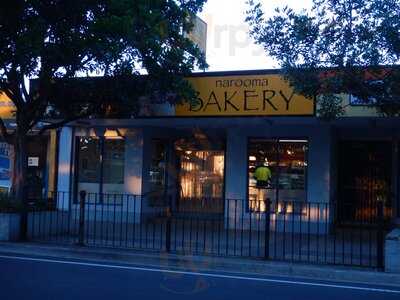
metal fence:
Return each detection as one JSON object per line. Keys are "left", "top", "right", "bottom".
{"left": 27, "top": 191, "right": 388, "bottom": 269}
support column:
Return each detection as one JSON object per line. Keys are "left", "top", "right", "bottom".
{"left": 123, "top": 129, "right": 144, "bottom": 220}
{"left": 225, "top": 128, "right": 247, "bottom": 200}
{"left": 225, "top": 128, "right": 248, "bottom": 230}
{"left": 56, "top": 127, "right": 74, "bottom": 210}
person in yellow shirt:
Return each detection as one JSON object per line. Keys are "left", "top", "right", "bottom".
{"left": 254, "top": 161, "right": 272, "bottom": 188}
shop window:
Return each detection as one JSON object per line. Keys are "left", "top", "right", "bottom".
{"left": 76, "top": 137, "right": 125, "bottom": 202}
{"left": 103, "top": 140, "right": 124, "bottom": 184}
{"left": 179, "top": 151, "right": 225, "bottom": 199}
{"left": 175, "top": 137, "right": 225, "bottom": 213}
{"left": 77, "top": 138, "right": 101, "bottom": 186}
{"left": 248, "top": 139, "right": 308, "bottom": 212}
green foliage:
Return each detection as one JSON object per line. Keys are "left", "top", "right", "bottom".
{"left": 0, "top": 0, "right": 208, "bottom": 136}
{"left": 246, "top": 0, "right": 400, "bottom": 118}
{"left": 317, "top": 94, "right": 345, "bottom": 120}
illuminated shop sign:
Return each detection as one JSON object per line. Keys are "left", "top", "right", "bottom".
{"left": 0, "top": 92, "right": 15, "bottom": 119}
{"left": 176, "top": 75, "right": 314, "bottom": 116}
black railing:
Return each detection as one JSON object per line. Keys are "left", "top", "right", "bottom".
{"left": 27, "top": 192, "right": 388, "bottom": 269}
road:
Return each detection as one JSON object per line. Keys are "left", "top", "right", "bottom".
{"left": 0, "top": 254, "right": 399, "bottom": 300}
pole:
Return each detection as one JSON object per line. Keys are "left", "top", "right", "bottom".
{"left": 165, "top": 196, "right": 172, "bottom": 253}
{"left": 264, "top": 198, "right": 271, "bottom": 259}
{"left": 19, "top": 186, "right": 28, "bottom": 241}
{"left": 78, "top": 190, "right": 86, "bottom": 246}
{"left": 376, "top": 200, "right": 385, "bottom": 270}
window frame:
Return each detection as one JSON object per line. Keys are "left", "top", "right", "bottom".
{"left": 246, "top": 137, "right": 309, "bottom": 213}
{"left": 74, "top": 136, "right": 125, "bottom": 204}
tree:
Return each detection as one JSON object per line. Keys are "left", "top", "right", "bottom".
{"left": 246, "top": 0, "right": 400, "bottom": 119}
{"left": 0, "top": 0, "right": 207, "bottom": 202}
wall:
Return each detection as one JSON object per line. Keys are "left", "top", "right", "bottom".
{"left": 123, "top": 129, "right": 145, "bottom": 195}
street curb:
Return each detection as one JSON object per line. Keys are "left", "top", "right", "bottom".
{"left": 1, "top": 242, "right": 400, "bottom": 288}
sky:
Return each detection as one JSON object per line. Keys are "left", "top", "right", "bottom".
{"left": 198, "top": 0, "right": 313, "bottom": 71}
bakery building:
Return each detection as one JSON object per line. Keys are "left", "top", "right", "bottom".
{"left": 55, "top": 69, "right": 400, "bottom": 227}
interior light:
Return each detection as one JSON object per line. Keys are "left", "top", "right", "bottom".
{"left": 279, "top": 139, "right": 308, "bottom": 143}
{"left": 104, "top": 129, "right": 123, "bottom": 139}
{"left": 88, "top": 128, "right": 97, "bottom": 137}
{"left": 249, "top": 156, "right": 257, "bottom": 161}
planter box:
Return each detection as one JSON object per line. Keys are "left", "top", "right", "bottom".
{"left": 0, "top": 213, "right": 21, "bottom": 241}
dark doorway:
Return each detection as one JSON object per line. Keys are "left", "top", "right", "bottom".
{"left": 26, "top": 136, "right": 49, "bottom": 202}
{"left": 337, "top": 141, "right": 393, "bottom": 224}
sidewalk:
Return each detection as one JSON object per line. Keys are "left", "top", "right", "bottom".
{"left": 0, "top": 241, "right": 399, "bottom": 288}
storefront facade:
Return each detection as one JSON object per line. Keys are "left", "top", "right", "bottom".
{"left": 5, "top": 69, "right": 388, "bottom": 268}
{"left": 55, "top": 70, "right": 400, "bottom": 226}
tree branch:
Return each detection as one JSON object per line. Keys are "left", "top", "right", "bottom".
{"left": 20, "top": 74, "right": 31, "bottom": 103}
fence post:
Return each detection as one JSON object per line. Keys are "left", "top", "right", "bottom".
{"left": 19, "top": 186, "right": 29, "bottom": 241}
{"left": 78, "top": 190, "right": 86, "bottom": 246}
{"left": 165, "top": 196, "right": 172, "bottom": 253}
{"left": 376, "top": 200, "right": 385, "bottom": 270}
{"left": 264, "top": 198, "right": 270, "bottom": 259}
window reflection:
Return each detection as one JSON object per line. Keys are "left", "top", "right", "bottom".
{"left": 77, "top": 138, "right": 101, "bottom": 195}
{"left": 175, "top": 135, "right": 225, "bottom": 214}
{"left": 103, "top": 139, "right": 125, "bottom": 194}
{"left": 179, "top": 151, "right": 224, "bottom": 199}
{"left": 77, "top": 137, "right": 125, "bottom": 201}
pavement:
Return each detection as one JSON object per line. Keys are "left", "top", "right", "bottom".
{"left": 0, "top": 242, "right": 400, "bottom": 289}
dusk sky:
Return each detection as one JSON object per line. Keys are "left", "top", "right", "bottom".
{"left": 199, "top": 0, "right": 313, "bottom": 71}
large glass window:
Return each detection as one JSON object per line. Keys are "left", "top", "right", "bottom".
{"left": 76, "top": 137, "right": 125, "bottom": 199}
{"left": 103, "top": 139, "right": 125, "bottom": 193}
{"left": 77, "top": 137, "right": 101, "bottom": 194}
{"left": 179, "top": 150, "right": 225, "bottom": 199}
{"left": 175, "top": 137, "right": 225, "bottom": 213}
{"left": 248, "top": 139, "right": 308, "bottom": 212}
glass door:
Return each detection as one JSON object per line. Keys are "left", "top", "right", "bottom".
{"left": 175, "top": 140, "right": 225, "bottom": 214}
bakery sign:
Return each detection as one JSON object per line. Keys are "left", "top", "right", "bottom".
{"left": 176, "top": 74, "right": 314, "bottom": 116}
{"left": 0, "top": 92, "right": 16, "bottom": 119}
